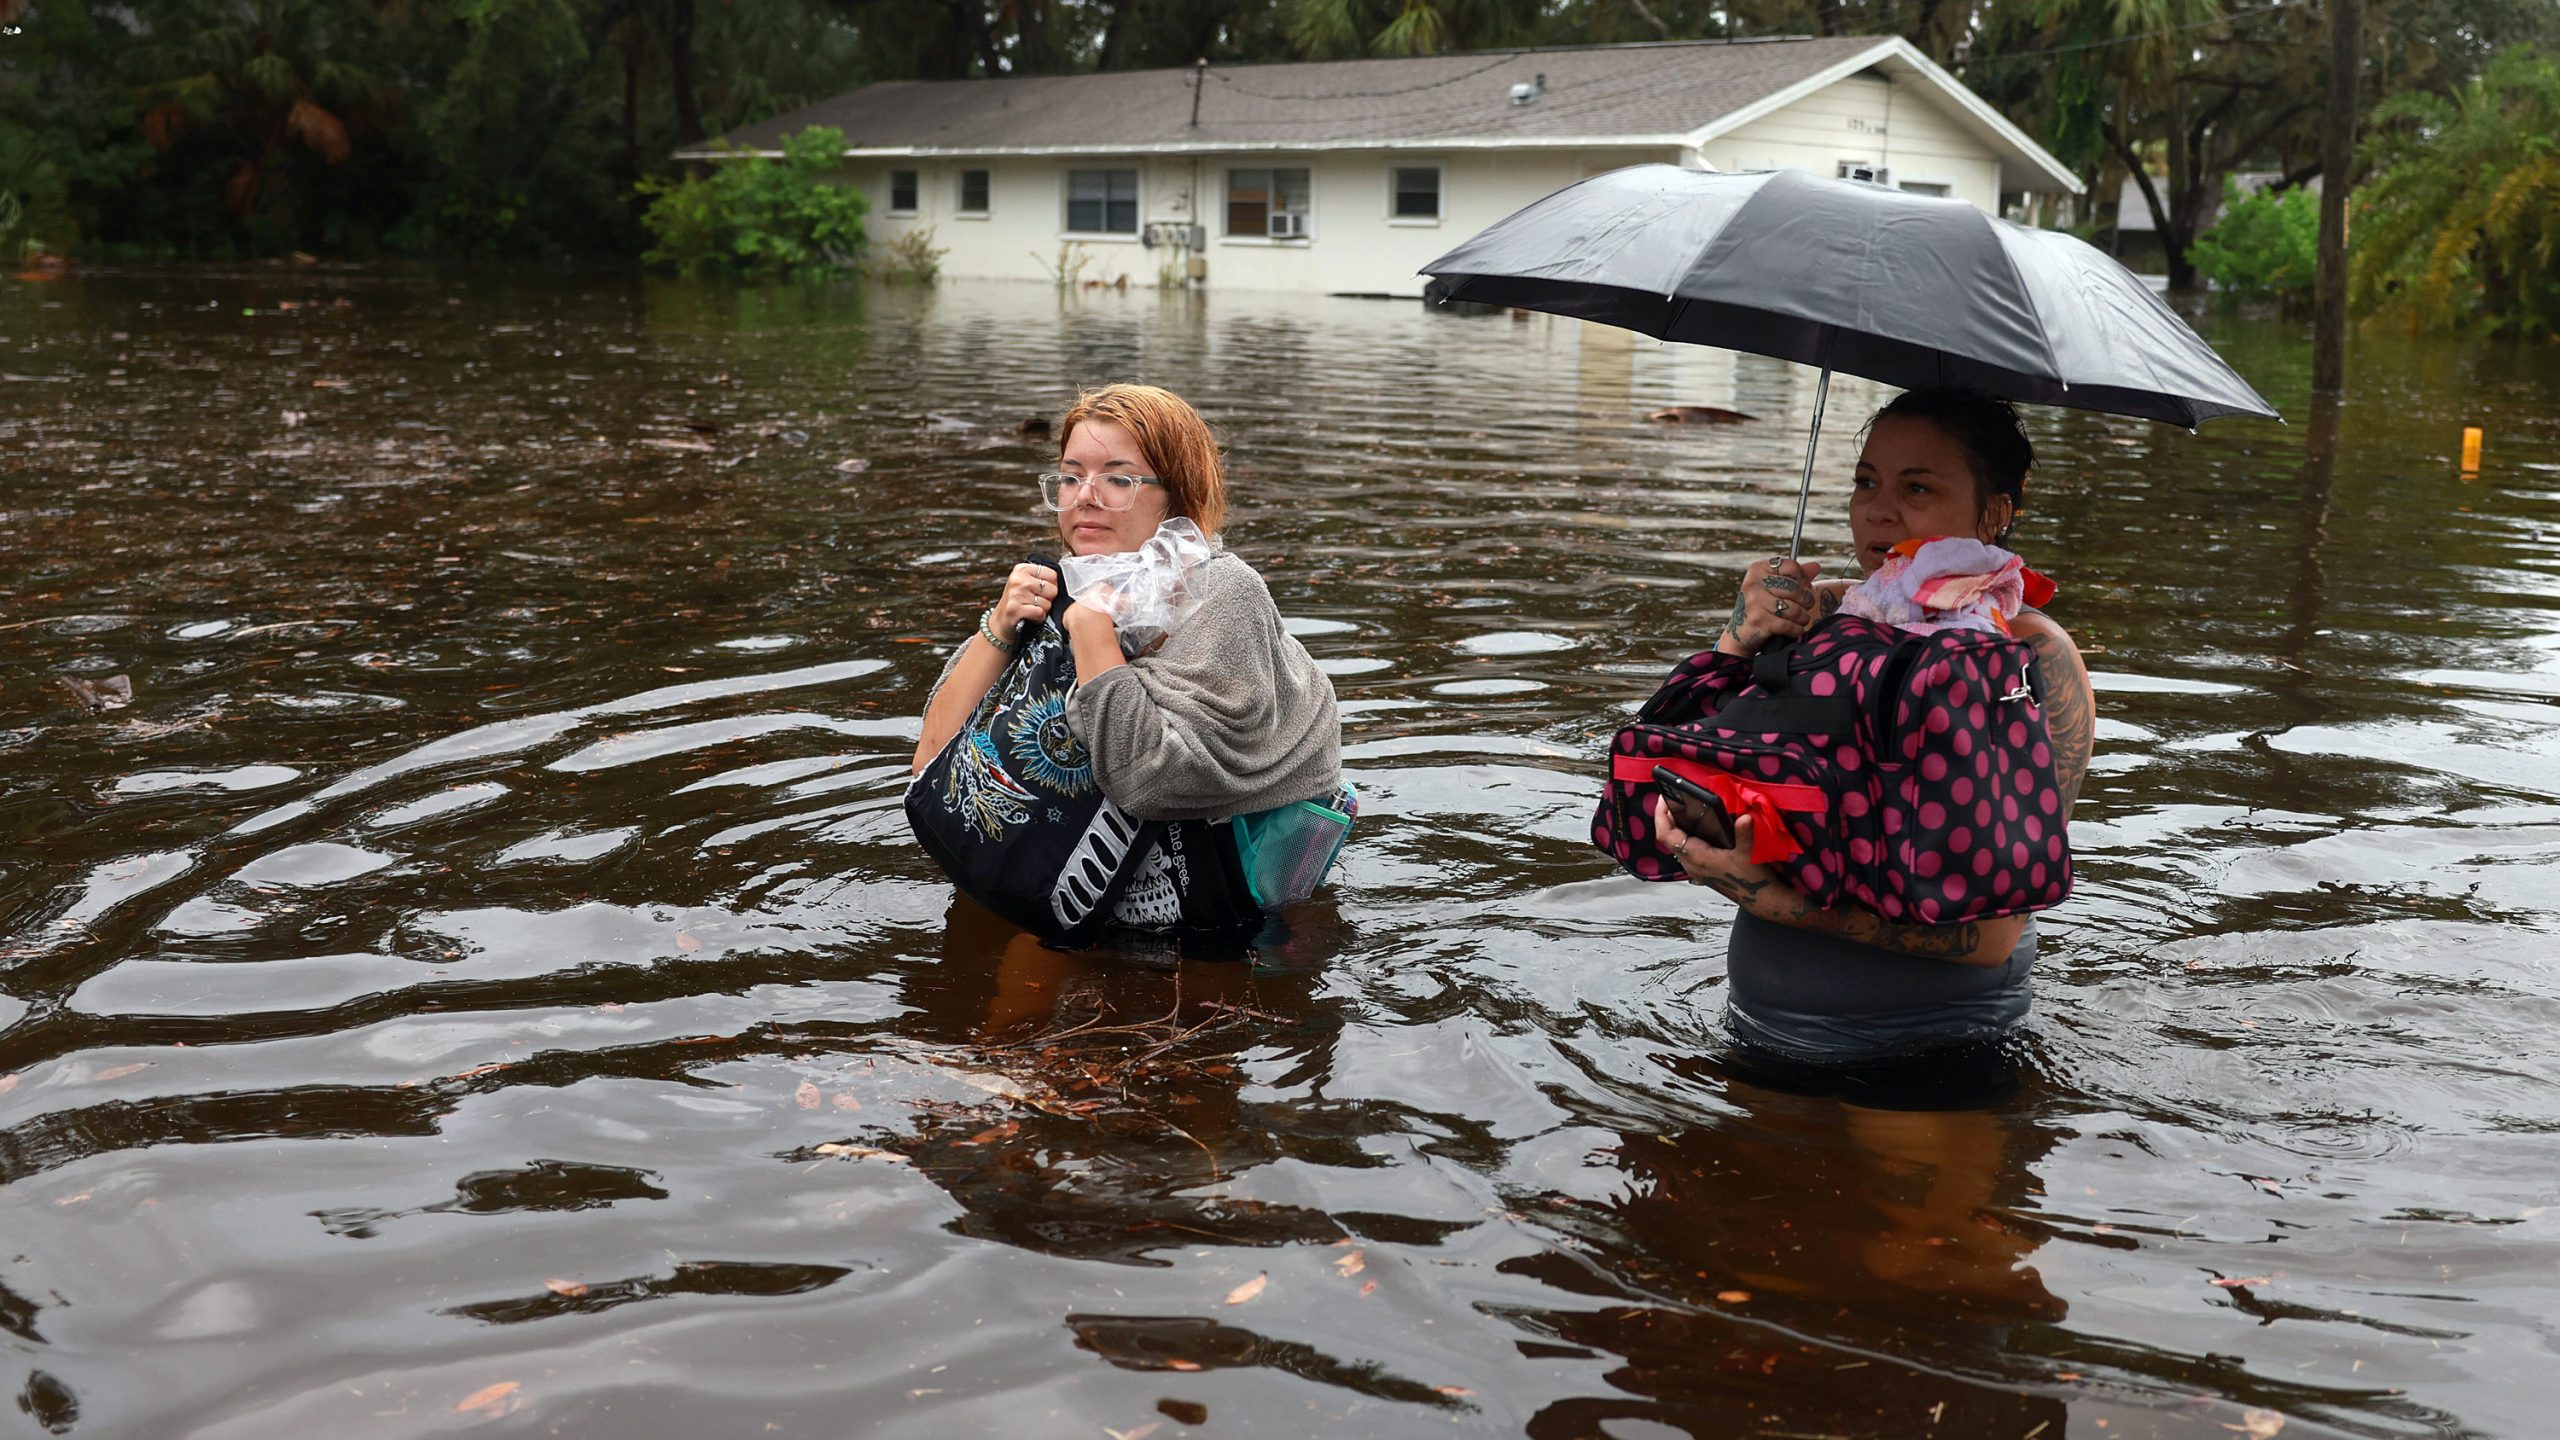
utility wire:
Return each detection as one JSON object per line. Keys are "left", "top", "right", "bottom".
{"left": 1208, "top": 50, "right": 1524, "bottom": 102}
{"left": 1948, "top": 2, "right": 2295, "bottom": 67}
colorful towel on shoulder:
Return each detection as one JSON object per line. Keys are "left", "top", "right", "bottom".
{"left": 1838, "top": 536, "right": 2057, "bottom": 637}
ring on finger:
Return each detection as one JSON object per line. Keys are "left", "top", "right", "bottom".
{"left": 1773, "top": 598, "right": 1791, "bottom": 617}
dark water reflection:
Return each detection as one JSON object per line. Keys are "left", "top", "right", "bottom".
{"left": 5, "top": 270, "right": 2558, "bottom": 1438}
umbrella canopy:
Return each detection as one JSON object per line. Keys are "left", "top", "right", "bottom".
{"left": 1421, "top": 164, "right": 2278, "bottom": 429}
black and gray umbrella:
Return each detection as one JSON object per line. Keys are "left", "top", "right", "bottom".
{"left": 1420, "top": 164, "right": 2279, "bottom": 556}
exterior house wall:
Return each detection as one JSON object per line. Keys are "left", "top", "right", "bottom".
{"left": 1702, "top": 75, "right": 2002, "bottom": 213}
{"left": 850, "top": 76, "right": 2010, "bottom": 295}
{"left": 858, "top": 148, "right": 1674, "bottom": 295}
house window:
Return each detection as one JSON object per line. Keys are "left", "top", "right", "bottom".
{"left": 1898, "top": 180, "right": 1950, "bottom": 198}
{"left": 958, "top": 168, "right": 990, "bottom": 214}
{"left": 1836, "top": 161, "right": 1890, "bottom": 186}
{"left": 1391, "top": 166, "right": 1441, "bottom": 220}
{"left": 1065, "top": 169, "right": 1138, "bottom": 233}
{"left": 1227, "top": 167, "right": 1311, "bottom": 239}
{"left": 889, "top": 169, "right": 919, "bottom": 214}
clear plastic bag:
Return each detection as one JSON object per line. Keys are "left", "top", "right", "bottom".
{"left": 1059, "top": 517, "right": 1215, "bottom": 658}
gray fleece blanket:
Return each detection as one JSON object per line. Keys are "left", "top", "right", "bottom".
{"left": 926, "top": 551, "right": 1342, "bottom": 822}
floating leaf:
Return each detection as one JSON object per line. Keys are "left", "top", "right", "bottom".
{"left": 0, "top": 1074, "right": 17, "bottom": 1095}
{"left": 2212, "top": 1275, "right": 2274, "bottom": 1289}
{"left": 2230, "top": 1409, "right": 2286, "bottom": 1438}
{"left": 92, "top": 1063, "right": 149, "bottom": 1082}
{"left": 794, "top": 1081, "right": 821, "bottom": 1110}
{"left": 813, "top": 1143, "right": 908, "bottom": 1162}
{"left": 674, "top": 932, "right": 703, "bottom": 952}
{"left": 1715, "top": 1289, "right": 1751, "bottom": 1303}
{"left": 543, "top": 1279, "right": 589, "bottom": 1298}
{"left": 1333, "top": 1250, "right": 1365, "bottom": 1277}
{"left": 58, "top": 674, "right": 133, "bottom": 712}
{"left": 1223, "top": 1273, "right": 1267, "bottom": 1306}
{"left": 451, "top": 1380, "right": 521, "bottom": 1417}
{"left": 831, "top": 1094, "right": 861, "bottom": 1112}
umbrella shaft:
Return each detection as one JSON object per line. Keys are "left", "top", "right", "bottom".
{"left": 1788, "top": 364, "right": 1834, "bottom": 563}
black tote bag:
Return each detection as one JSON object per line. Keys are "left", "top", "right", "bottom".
{"left": 904, "top": 558, "right": 1257, "bottom": 943}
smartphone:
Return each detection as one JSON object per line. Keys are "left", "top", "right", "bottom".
{"left": 1651, "top": 766, "right": 1736, "bottom": 850}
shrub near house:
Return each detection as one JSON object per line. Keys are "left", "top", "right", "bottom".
{"left": 639, "top": 127, "right": 868, "bottom": 281}
{"left": 2191, "top": 179, "right": 2318, "bottom": 304}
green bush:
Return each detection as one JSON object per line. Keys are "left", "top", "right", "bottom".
{"left": 2191, "top": 178, "right": 2319, "bottom": 302}
{"left": 638, "top": 126, "right": 867, "bottom": 280}
{"left": 0, "top": 124, "right": 76, "bottom": 259}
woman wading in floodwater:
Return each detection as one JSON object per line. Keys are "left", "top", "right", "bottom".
{"left": 910, "top": 384, "right": 1345, "bottom": 934}
{"left": 1650, "top": 388, "right": 2096, "bottom": 1070}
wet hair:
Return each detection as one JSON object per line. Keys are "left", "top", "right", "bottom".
{"left": 1864, "top": 388, "right": 2031, "bottom": 541}
{"left": 1056, "top": 384, "right": 1226, "bottom": 537}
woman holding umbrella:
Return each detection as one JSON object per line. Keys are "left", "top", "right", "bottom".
{"left": 1649, "top": 386, "right": 2095, "bottom": 1062}
{"left": 1424, "top": 164, "right": 2272, "bottom": 1064}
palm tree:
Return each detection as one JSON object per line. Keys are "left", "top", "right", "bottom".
{"left": 2352, "top": 45, "right": 2560, "bottom": 338}
{"left": 131, "top": 0, "right": 386, "bottom": 229}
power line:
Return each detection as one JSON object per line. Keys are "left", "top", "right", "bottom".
{"left": 1948, "top": 2, "right": 2295, "bottom": 68}
{"left": 1207, "top": 51, "right": 1523, "bottom": 103}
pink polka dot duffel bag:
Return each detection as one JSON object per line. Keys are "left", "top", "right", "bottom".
{"left": 1591, "top": 614, "right": 2073, "bottom": 925}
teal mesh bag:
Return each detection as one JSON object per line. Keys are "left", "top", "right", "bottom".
{"left": 1229, "top": 785, "right": 1356, "bottom": 909}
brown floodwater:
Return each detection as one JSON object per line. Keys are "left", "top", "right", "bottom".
{"left": 4, "top": 268, "right": 2558, "bottom": 1439}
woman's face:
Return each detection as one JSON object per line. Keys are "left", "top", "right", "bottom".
{"left": 1848, "top": 416, "right": 2013, "bottom": 574}
{"left": 1055, "top": 419, "right": 1173, "bottom": 557}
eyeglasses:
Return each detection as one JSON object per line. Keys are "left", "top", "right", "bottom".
{"left": 1038, "top": 471, "right": 1163, "bottom": 512}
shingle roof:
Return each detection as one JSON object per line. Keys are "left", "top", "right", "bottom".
{"left": 692, "top": 38, "right": 1889, "bottom": 156}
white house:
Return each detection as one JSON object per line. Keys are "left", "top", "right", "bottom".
{"left": 681, "top": 38, "right": 2082, "bottom": 297}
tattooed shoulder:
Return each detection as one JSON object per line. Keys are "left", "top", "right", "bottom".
{"left": 2013, "top": 611, "right": 2094, "bottom": 819}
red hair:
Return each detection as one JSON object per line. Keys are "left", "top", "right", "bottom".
{"left": 1056, "top": 385, "right": 1226, "bottom": 537}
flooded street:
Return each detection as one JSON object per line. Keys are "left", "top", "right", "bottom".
{"left": 5, "top": 269, "right": 2559, "bottom": 1438}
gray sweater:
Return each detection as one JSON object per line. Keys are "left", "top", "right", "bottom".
{"left": 929, "top": 551, "right": 1342, "bottom": 822}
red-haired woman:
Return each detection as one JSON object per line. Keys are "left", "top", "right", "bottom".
{"left": 911, "top": 384, "right": 1342, "bottom": 928}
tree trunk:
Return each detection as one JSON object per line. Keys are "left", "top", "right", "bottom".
{"left": 2311, "top": 0, "right": 2359, "bottom": 395}
{"left": 1096, "top": 0, "right": 1132, "bottom": 69}
{"left": 1015, "top": 0, "right": 1045, "bottom": 74}
{"left": 620, "top": 25, "right": 642, "bottom": 182}
{"left": 1815, "top": 0, "right": 1845, "bottom": 37}
{"left": 949, "top": 0, "right": 1004, "bottom": 76}
{"left": 668, "top": 0, "right": 704, "bottom": 146}
{"left": 2162, "top": 86, "right": 2197, "bottom": 291}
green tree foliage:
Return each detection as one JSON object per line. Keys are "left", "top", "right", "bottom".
{"left": 0, "top": 121, "right": 75, "bottom": 258}
{"left": 2, "top": 0, "right": 2554, "bottom": 270}
{"left": 2352, "top": 46, "right": 2560, "bottom": 338}
{"left": 2190, "top": 178, "right": 2319, "bottom": 302}
{"left": 638, "top": 125, "right": 866, "bottom": 279}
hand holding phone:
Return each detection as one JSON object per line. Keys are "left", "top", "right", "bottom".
{"left": 1652, "top": 766, "right": 1735, "bottom": 851}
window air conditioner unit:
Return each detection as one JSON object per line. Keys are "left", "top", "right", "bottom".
{"left": 1267, "top": 212, "right": 1306, "bottom": 240}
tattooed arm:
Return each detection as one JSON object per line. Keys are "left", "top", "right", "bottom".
{"left": 1648, "top": 797, "right": 2025, "bottom": 966}
{"left": 1713, "top": 556, "right": 1825, "bottom": 658}
{"left": 2010, "top": 610, "right": 2094, "bottom": 822}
